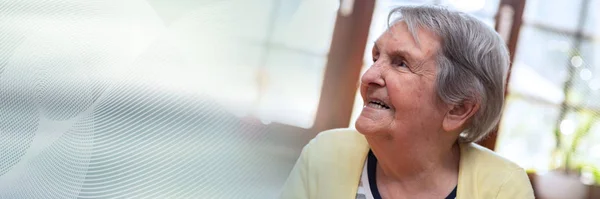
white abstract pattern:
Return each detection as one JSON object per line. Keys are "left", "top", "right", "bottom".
{"left": 0, "top": 0, "right": 310, "bottom": 198}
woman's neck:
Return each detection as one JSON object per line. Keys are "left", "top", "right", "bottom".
{"left": 366, "top": 135, "right": 460, "bottom": 197}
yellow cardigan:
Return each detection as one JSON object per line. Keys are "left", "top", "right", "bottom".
{"left": 280, "top": 128, "right": 534, "bottom": 199}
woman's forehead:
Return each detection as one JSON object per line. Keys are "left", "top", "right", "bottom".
{"left": 374, "top": 22, "right": 441, "bottom": 59}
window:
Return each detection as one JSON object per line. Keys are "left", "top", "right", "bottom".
{"left": 495, "top": 0, "right": 600, "bottom": 174}
{"left": 246, "top": 0, "right": 340, "bottom": 128}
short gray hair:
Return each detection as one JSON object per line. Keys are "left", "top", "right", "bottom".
{"left": 387, "top": 6, "right": 510, "bottom": 143}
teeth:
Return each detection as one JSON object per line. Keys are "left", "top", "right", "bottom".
{"left": 367, "top": 103, "right": 383, "bottom": 109}
{"left": 367, "top": 101, "right": 389, "bottom": 109}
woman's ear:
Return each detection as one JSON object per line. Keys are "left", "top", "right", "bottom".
{"left": 442, "top": 100, "right": 479, "bottom": 133}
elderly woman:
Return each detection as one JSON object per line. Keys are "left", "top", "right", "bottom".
{"left": 280, "top": 6, "right": 534, "bottom": 199}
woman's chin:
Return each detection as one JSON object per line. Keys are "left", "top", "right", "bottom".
{"left": 355, "top": 117, "right": 382, "bottom": 136}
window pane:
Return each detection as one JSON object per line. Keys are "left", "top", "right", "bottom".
{"left": 250, "top": 0, "right": 339, "bottom": 128}
{"left": 523, "top": 0, "right": 584, "bottom": 31}
{"left": 583, "top": 0, "right": 599, "bottom": 35}
{"left": 577, "top": 37, "right": 600, "bottom": 108}
{"left": 506, "top": 63, "right": 565, "bottom": 105}
{"left": 256, "top": 47, "right": 328, "bottom": 128}
{"left": 230, "top": 0, "right": 278, "bottom": 43}
{"left": 512, "top": 25, "right": 574, "bottom": 93}
{"left": 496, "top": 97, "right": 559, "bottom": 171}
{"left": 270, "top": 0, "right": 339, "bottom": 55}
{"left": 580, "top": 39, "right": 600, "bottom": 109}
{"left": 440, "top": 0, "right": 500, "bottom": 19}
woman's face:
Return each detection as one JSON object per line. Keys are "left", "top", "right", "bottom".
{"left": 355, "top": 21, "right": 449, "bottom": 141}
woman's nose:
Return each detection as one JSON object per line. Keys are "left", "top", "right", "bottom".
{"left": 361, "top": 64, "right": 385, "bottom": 87}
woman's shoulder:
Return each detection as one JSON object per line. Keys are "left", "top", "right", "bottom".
{"left": 459, "top": 142, "right": 523, "bottom": 171}
{"left": 458, "top": 142, "right": 534, "bottom": 198}
{"left": 305, "top": 128, "right": 369, "bottom": 152}
{"left": 312, "top": 128, "right": 367, "bottom": 145}
{"left": 302, "top": 128, "right": 370, "bottom": 162}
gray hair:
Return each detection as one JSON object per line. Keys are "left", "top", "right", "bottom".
{"left": 387, "top": 6, "right": 510, "bottom": 143}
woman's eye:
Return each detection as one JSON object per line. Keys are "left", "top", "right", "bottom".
{"left": 392, "top": 58, "right": 408, "bottom": 68}
{"left": 399, "top": 61, "right": 408, "bottom": 68}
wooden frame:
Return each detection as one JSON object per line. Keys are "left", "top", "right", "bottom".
{"left": 478, "top": 0, "right": 527, "bottom": 150}
{"left": 256, "top": 0, "right": 376, "bottom": 139}
{"left": 312, "top": 0, "right": 376, "bottom": 134}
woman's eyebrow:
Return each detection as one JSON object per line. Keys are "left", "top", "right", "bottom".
{"left": 389, "top": 47, "right": 416, "bottom": 63}
{"left": 374, "top": 40, "right": 416, "bottom": 61}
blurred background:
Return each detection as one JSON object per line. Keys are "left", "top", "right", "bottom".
{"left": 0, "top": 0, "right": 598, "bottom": 198}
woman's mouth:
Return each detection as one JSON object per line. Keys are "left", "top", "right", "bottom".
{"left": 367, "top": 100, "right": 390, "bottom": 109}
